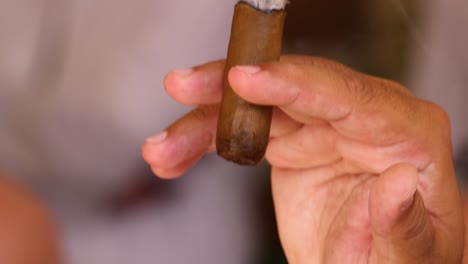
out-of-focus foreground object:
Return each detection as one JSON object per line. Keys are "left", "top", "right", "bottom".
{"left": 0, "top": 174, "right": 60, "bottom": 264}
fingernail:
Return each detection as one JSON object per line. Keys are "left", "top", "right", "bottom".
{"left": 146, "top": 131, "right": 168, "bottom": 144}
{"left": 172, "top": 68, "right": 194, "bottom": 77}
{"left": 234, "top": 65, "right": 261, "bottom": 75}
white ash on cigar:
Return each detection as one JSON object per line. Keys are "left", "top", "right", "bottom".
{"left": 240, "top": 0, "right": 288, "bottom": 11}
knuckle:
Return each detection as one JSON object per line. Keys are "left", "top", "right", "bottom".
{"left": 341, "top": 73, "right": 361, "bottom": 98}
{"left": 419, "top": 100, "right": 452, "bottom": 138}
{"left": 429, "top": 102, "right": 451, "bottom": 126}
{"left": 339, "top": 69, "right": 376, "bottom": 105}
{"left": 341, "top": 72, "right": 409, "bottom": 107}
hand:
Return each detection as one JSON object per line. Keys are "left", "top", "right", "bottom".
{"left": 142, "top": 56, "right": 464, "bottom": 263}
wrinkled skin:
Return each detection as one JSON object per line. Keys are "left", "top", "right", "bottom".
{"left": 142, "top": 56, "right": 464, "bottom": 263}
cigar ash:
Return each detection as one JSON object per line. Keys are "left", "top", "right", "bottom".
{"left": 240, "top": 0, "right": 288, "bottom": 12}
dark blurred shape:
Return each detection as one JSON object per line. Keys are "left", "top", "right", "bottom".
{"left": 283, "top": 0, "right": 422, "bottom": 82}
{"left": 106, "top": 168, "right": 177, "bottom": 216}
{"left": 254, "top": 174, "right": 288, "bottom": 264}
{"left": 456, "top": 144, "right": 468, "bottom": 187}
{"left": 0, "top": 176, "right": 60, "bottom": 264}
{"left": 285, "top": 0, "right": 368, "bottom": 43}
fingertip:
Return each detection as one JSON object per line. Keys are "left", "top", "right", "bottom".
{"left": 141, "top": 140, "right": 167, "bottom": 167}
{"left": 150, "top": 154, "right": 204, "bottom": 179}
{"left": 391, "top": 164, "right": 419, "bottom": 212}
{"left": 164, "top": 68, "right": 193, "bottom": 90}
{"left": 228, "top": 65, "right": 268, "bottom": 105}
{"left": 142, "top": 131, "right": 189, "bottom": 169}
{"left": 227, "top": 65, "right": 258, "bottom": 100}
{"left": 372, "top": 163, "right": 418, "bottom": 204}
{"left": 141, "top": 141, "right": 154, "bottom": 165}
{"left": 141, "top": 109, "right": 216, "bottom": 171}
{"left": 150, "top": 165, "right": 182, "bottom": 179}
{"left": 163, "top": 69, "right": 195, "bottom": 105}
{"left": 369, "top": 164, "right": 438, "bottom": 262}
{"left": 387, "top": 164, "right": 419, "bottom": 204}
{"left": 228, "top": 64, "right": 300, "bottom": 107}
{"left": 165, "top": 64, "right": 225, "bottom": 105}
{"left": 141, "top": 142, "right": 152, "bottom": 164}
{"left": 370, "top": 163, "right": 419, "bottom": 233}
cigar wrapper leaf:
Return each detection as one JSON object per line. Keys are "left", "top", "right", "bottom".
{"left": 216, "top": 2, "right": 286, "bottom": 165}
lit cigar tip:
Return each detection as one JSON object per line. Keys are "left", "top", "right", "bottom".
{"left": 240, "top": 0, "right": 289, "bottom": 11}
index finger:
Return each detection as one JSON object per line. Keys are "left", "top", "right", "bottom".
{"left": 227, "top": 56, "right": 440, "bottom": 146}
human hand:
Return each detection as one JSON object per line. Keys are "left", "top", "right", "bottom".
{"left": 142, "top": 56, "right": 464, "bottom": 263}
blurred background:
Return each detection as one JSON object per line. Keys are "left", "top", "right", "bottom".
{"left": 0, "top": 0, "right": 466, "bottom": 263}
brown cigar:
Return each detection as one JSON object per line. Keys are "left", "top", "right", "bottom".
{"left": 216, "top": 0, "right": 287, "bottom": 166}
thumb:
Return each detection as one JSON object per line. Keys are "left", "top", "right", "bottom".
{"left": 369, "top": 163, "right": 434, "bottom": 263}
